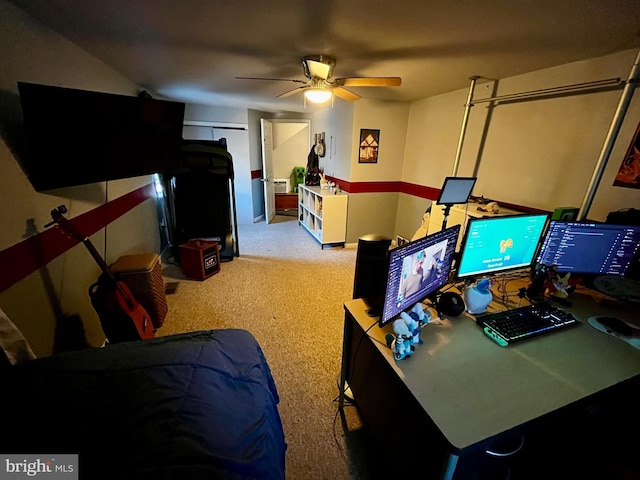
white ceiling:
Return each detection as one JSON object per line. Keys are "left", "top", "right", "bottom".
{"left": 9, "top": 0, "right": 640, "bottom": 113}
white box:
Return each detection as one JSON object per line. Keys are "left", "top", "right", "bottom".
{"left": 273, "top": 178, "right": 290, "bottom": 193}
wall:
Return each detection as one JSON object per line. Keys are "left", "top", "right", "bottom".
{"left": 309, "top": 48, "right": 640, "bottom": 245}
{"left": 313, "top": 101, "right": 354, "bottom": 182}
{"left": 311, "top": 99, "right": 412, "bottom": 243}
{"left": 0, "top": 0, "right": 163, "bottom": 355}
{"left": 403, "top": 48, "right": 640, "bottom": 223}
{"left": 272, "top": 122, "right": 309, "bottom": 181}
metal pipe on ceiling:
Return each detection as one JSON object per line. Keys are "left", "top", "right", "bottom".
{"left": 452, "top": 76, "right": 480, "bottom": 176}
{"left": 472, "top": 77, "right": 624, "bottom": 105}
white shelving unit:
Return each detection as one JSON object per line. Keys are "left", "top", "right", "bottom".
{"left": 298, "top": 184, "right": 348, "bottom": 248}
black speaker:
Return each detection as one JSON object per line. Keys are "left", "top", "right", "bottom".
{"left": 437, "top": 291, "right": 465, "bottom": 317}
{"left": 353, "top": 234, "right": 392, "bottom": 317}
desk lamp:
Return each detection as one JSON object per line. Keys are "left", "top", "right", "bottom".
{"left": 435, "top": 176, "right": 477, "bottom": 317}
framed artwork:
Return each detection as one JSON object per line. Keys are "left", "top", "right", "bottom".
{"left": 359, "top": 129, "right": 380, "bottom": 163}
{"left": 614, "top": 120, "right": 640, "bottom": 189}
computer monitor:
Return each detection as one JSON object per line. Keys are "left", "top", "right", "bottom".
{"left": 379, "top": 224, "right": 460, "bottom": 327}
{"left": 536, "top": 221, "right": 640, "bottom": 275}
{"left": 456, "top": 213, "right": 549, "bottom": 280}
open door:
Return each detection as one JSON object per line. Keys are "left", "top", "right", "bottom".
{"left": 260, "top": 118, "right": 276, "bottom": 224}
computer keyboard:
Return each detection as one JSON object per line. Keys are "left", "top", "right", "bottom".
{"left": 476, "top": 302, "right": 580, "bottom": 346}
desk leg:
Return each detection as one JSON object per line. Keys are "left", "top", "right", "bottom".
{"left": 338, "top": 308, "right": 353, "bottom": 410}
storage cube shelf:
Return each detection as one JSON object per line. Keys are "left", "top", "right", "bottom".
{"left": 297, "top": 184, "right": 348, "bottom": 248}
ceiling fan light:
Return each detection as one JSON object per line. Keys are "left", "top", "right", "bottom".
{"left": 304, "top": 88, "right": 332, "bottom": 104}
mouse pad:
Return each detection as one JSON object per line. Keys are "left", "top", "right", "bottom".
{"left": 588, "top": 316, "right": 640, "bottom": 350}
{"left": 592, "top": 275, "right": 640, "bottom": 303}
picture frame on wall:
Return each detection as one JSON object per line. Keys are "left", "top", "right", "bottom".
{"left": 614, "top": 120, "right": 640, "bottom": 189}
{"left": 359, "top": 129, "right": 380, "bottom": 163}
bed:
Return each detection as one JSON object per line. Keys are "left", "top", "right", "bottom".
{"left": 0, "top": 328, "right": 286, "bottom": 480}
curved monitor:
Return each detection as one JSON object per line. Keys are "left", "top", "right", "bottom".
{"left": 380, "top": 224, "right": 460, "bottom": 327}
{"left": 456, "top": 213, "right": 549, "bottom": 280}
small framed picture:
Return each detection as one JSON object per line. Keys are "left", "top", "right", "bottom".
{"left": 359, "top": 129, "right": 380, "bottom": 163}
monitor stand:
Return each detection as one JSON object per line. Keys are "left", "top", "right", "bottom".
{"left": 365, "top": 306, "right": 382, "bottom": 318}
{"left": 363, "top": 297, "right": 383, "bottom": 318}
{"left": 441, "top": 204, "right": 453, "bottom": 230}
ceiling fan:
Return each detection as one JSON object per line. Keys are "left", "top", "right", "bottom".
{"left": 236, "top": 55, "right": 402, "bottom": 104}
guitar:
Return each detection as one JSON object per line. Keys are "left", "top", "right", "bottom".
{"left": 47, "top": 205, "right": 155, "bottom": 343}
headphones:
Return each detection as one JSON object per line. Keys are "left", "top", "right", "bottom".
{"left": 437, "top": 291, "right": 466, "bottom": 317}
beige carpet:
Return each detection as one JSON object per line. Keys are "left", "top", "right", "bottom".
{"left": 160, "top": 215, "right": 386, "bottom": 479}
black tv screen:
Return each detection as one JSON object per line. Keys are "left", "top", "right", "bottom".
{"left": 17, "top": 82, "right": 185, "bottom": 191}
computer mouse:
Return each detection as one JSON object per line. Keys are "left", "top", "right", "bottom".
{"left": 588, "top": 316, "right": 640, "bottom": 350}
{"left": 597, "top": 316, "right": 634, "bottom": 337}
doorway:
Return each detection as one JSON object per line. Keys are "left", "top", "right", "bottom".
{"left": 261, "top": 119, "right": 311, "bottom": 223}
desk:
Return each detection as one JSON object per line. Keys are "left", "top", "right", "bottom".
{"left": 339, "top": 286, "right": 640, "bottom": 478}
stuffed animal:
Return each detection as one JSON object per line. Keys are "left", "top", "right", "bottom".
{"left": 410, "top": 302, "right": 430, "bottom": 325}
{"left": 385, "top": 319, "right": 414, "bottom": 360}
{"left": 404, "top": 303, "right": 432, "bottom": 345}
{"left": 319, "top": 172, "right": 328, "bottom": 190}
{"left": 544, "top": 266, "right": 579, "bottom": 299}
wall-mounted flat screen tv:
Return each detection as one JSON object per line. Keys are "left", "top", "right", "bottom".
{"left": 17, "top": 82, "right": 185, "bottom": 191}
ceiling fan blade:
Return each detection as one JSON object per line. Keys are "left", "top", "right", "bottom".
{"left": 335, "top": 77, "right": 402, "bottom": 87}
{"left": 277, "top": 86, "right": 307, "bottom": 99}
{"left": 332, "top": 87, "right": 361, "bottom": 102}
{"left": 235, "top": 76, "right": 306, "bottom": 84}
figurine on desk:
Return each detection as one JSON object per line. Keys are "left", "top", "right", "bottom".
{"left": 385, "top": 303, "right": 431, "bottom": 360}
{"left": 527, "top": 264, "right": 579, "bottom": 305}
{"left": 464, "top": 278, "right": 493, "bottom": 314}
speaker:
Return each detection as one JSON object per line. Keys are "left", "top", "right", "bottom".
{"left": 437, "top": 291, "right": 465, "bottom": 317}
{"left": 353, "top": 234, "right": 392, "bottom": 316}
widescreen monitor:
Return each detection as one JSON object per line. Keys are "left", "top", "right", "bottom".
{"left": 380, "top": 224, "right": 460, "bottom": 327}
{"left": 456, "top": 213, "right": 549, "bottom": 280}
{"left": 536, "top": 221, "right": 640, "bottom": 275}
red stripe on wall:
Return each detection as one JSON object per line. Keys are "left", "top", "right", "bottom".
{"left": 401, "top": 182, "right": 441, "bottom": 199}
{"left": 326, "top": 177, "right": 440, "bottom": 200}
{"left": 0, "top": 183, "right": 155, "bottom": 294}
{"left": 251, "top": 169, "right": 262, "bottom": 180}
{"left": 346, "top": 181, "right": 402, "bottom": 193}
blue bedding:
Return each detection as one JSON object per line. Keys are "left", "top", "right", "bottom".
{"left": 1, "top": 329, "right": 286, "bottom": 479}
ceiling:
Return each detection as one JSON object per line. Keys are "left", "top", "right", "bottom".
{"left": 9, "top": 0, "right": 640, "bottom": 113}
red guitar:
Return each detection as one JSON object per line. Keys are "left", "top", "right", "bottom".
{"left": 48, "top": 205, "right": 155, "bottom": 343}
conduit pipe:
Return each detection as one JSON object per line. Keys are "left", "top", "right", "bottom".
{"left": 452, "top": 75, "right": 623, "bottom": 177}
{"left": 578, "top": 49, "right": 640, "bottom": 220}
{"left": 472, "top": 77, "right": 623, "bottom": 105}
{"left": 452, "top": 76, "right": 480, "bottom": 176}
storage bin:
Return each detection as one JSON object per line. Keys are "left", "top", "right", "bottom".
{"left": 110, "top": 253, "right": 168, "bottom": 329}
